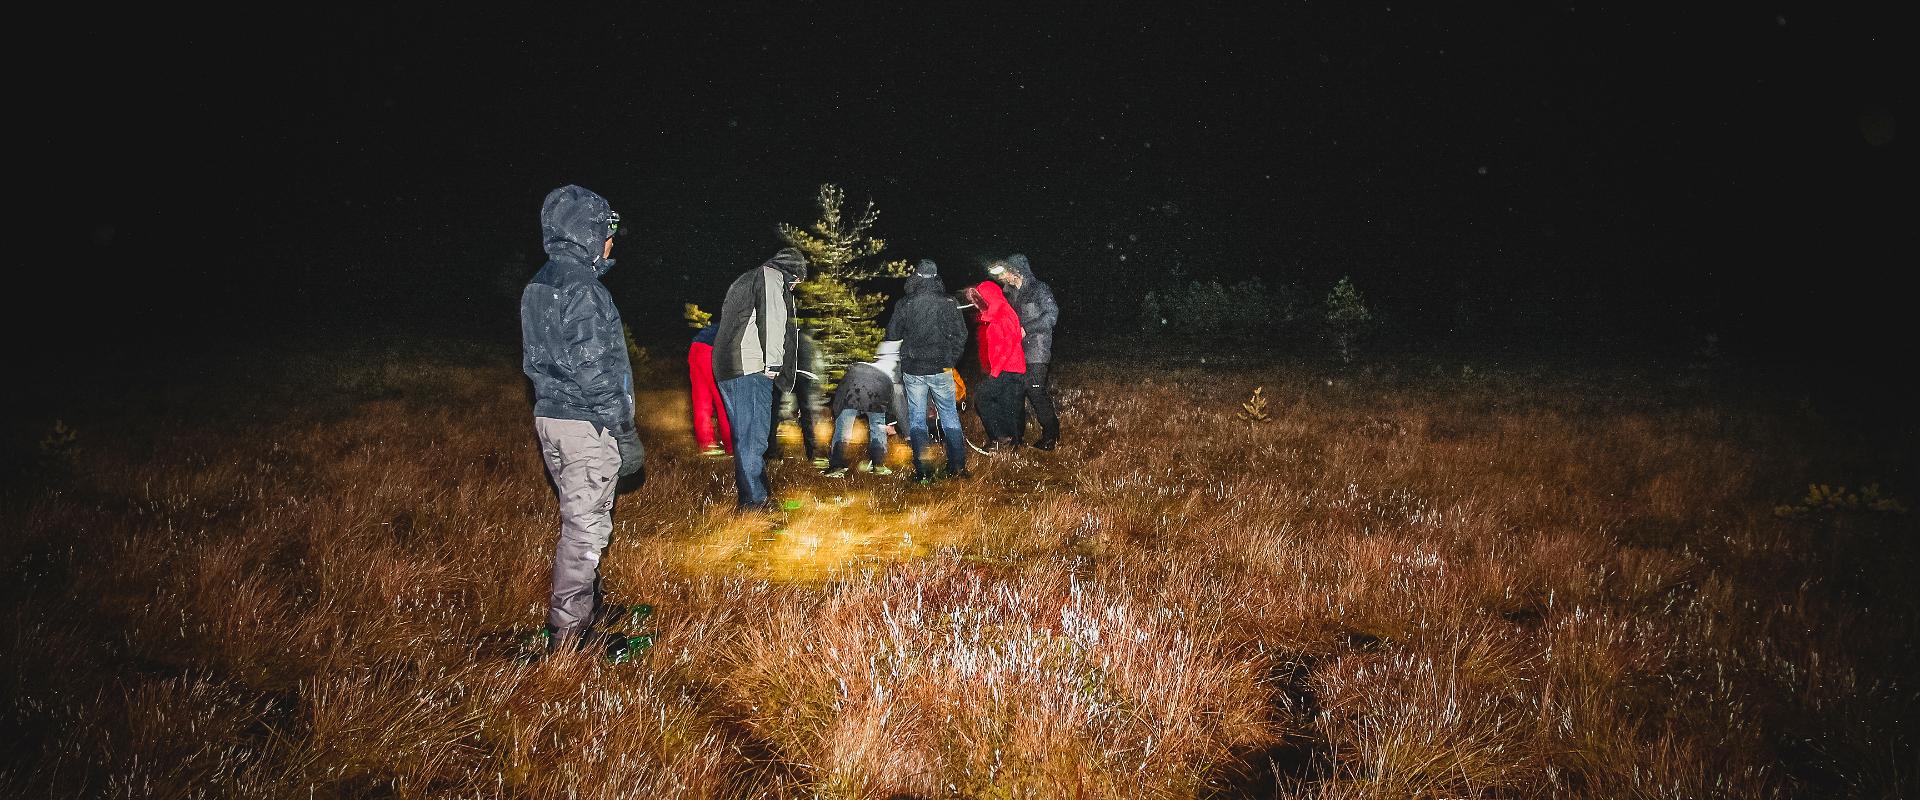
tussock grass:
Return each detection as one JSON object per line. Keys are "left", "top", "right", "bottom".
{"left": 2, "top": 343, "right": 1913, "bottom": 798}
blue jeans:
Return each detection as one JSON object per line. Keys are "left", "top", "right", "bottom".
{"left": 717, "top": 373, "right": 774, "bottom": 508}
{"left": 828, "top": 408, "right": 889, "bottom": 470}
{"left": 903, "top": 371, "right": 966, "bottom": 478}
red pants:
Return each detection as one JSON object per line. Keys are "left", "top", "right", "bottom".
{"left": 688, "top": 342, "right": 732, "bottom": 452}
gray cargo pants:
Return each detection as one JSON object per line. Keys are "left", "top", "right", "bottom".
{"left": 534, "top": 417, "right": 619, "bottom": 634}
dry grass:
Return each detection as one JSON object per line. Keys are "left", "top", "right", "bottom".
{"left": 2, "top": 343, "right": 1913, "bottom": 798}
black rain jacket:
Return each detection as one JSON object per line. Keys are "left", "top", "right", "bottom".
{"left": 1003, "top": 253, "right": 1059, "bottom": 364}
{"left": 521, "top": 185, "right": 633, "bottom": 431}
{"left": 884, "top": 264, "right": 967, "bottom": 376}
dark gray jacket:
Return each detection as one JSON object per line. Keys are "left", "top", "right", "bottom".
{"left": 1003, "top": 253, "right": 1058, "bottom": 364}
{"left": 714, "top": 248, "right": 808, "bottom": 391}
{"left": 829, "top": 360, "right": 906, "bottom": 423}
{"left": 520, "top": 185, "right": 632, "bottom": 431}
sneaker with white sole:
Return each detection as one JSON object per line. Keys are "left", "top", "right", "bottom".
{"left": 822, "top": 467, "right": 849, "bottom": 478}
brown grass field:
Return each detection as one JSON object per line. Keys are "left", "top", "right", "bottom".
{"left": 2, "top": 338, "right": 1914, "bottom": 798}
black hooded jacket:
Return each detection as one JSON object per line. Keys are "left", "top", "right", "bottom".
{"left": 884, "top": 260, "right": 967, "bottom": 376}
{"left": 1003, "top": 254, "right": 1058, "bottom": 364}
{"left": 520, "top": 185, "right": 633, "bottom": 430}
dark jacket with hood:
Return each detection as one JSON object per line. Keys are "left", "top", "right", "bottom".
{"left": 883, "top": 259, "right": 967, "bottom": 376}
{"left": 1002, "top": 253, "right": 1059, "bottom": 364}
{"left": 521, "top": 185, "right": 633, "bottom": 432}
{"left": 714, "top": 248, "right": 809, "bottom": 391}
{"left": 829, "top": 344, "right": 907, "bottom": 423}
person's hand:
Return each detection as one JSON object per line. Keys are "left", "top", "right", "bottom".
{"left": 884, "top": 423, "right": 898, "bottom": 437}
{"left": 763, "top": 365, "right": 782, "bottom": 379}
{"left": 615, "top": 425, "right": 645, "bottom": 478}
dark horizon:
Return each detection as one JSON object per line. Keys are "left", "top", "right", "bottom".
{"left": 42, "top": 5, "right": 1903, "bottom": 378}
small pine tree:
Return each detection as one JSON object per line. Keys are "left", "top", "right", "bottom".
{"left": 622, "top": 324, "right": 650, "bottom": 374}
{"left": 1324, "top": 275, "right": 1373, "bottom": 364}
{"left": 684, "top": 303, "right": 712, "bottom": 329}
{"left": 1238, "top": 387, "right": 1271, "bottom": 423}
{"left": 778, "top": 183, "right": 910, "bottom": 387}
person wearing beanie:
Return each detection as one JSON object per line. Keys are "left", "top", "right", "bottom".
{"left": 713, "top": 246, "right": 808, "bottom": 511}
{"left": 968, "top": 278, "right": 1027, "bottom": 451}
{"left": 520, "top": 184, "right": 644, "bottom": 657}
{"left": 821, "top": 340, "right": 908, "bottom": 477}
{"left": 884, "top": 258, "right": 970, "bottom": 480}
{"left": 989, "top": 253, "right": 1061, "bottom": 449}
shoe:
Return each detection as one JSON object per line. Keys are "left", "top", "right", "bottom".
{"left": 951, "top": 468, "right": 972, "bottom": 479}
{"left": 1033, "top": 437, "right": 1056, "bottom": 451}
{"left": 822, "top": 467, "right": 849, "bottom": 478}
{"left": 605, "top": 632, "right": 655, "bottom": 664}
{"left": 700, "top": 446, "right": 728, "bottom": 457}
{"left": 811, "top": 458, "right": 830, "bottom": 469}
{"left": 871, "top": 464, "right": 894, "bottom": 476}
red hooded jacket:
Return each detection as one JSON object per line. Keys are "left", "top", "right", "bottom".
{"left": 973, "top": 281, "right": 1027, "bottom": 377}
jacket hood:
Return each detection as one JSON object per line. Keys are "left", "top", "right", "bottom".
{"left": 541, "top": 185, "right": 619, "bottom": 275}
{"left": 1005, "top": 253, "right": 1038, "bottom": 283}
{"left": 765, "top": 247, "right": 809, "bottom": 282}
{"left": 974, "top": 280, "right": 1012, "bottom": 316}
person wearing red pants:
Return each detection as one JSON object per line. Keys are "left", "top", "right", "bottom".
{"left": 688, "top": 322, "right": 732, "bottom": 456}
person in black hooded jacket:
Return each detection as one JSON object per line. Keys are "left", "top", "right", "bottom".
{"left": 520, "top": 184, "right": 643, "bottom": 655}
{"left": 989, "top": 253, "right": 1061, "bottom": 449}
{"left": 884, "top": 259, "right": 970, "bottom": 481}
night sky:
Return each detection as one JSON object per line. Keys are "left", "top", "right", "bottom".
{"left": 46, "top": 4, "right": 1902, "bottom": 380}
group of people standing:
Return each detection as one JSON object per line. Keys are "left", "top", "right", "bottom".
{"left": 517, "top": 185, "right": 1061, "bottom": 654}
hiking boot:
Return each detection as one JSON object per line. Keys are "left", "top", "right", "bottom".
{"left": 811, "top": 457, "right": 830, "bottom": 469}
{"left": 823, "top": 467, "right": 849, "bottom": 478}
{"left": 700, "top": 445, "right": 728, "bottom": 457}
{"left": 605, "top": 632, "right": 655, "bottom": 664}
{"left": 870, "top": 464, "right": 894, "bottom": 476}
{"left": 1033, "top": 437, "right": 1057, "bottom": 451}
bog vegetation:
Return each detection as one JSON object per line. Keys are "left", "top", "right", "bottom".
{"left": 1, "top": 337, "right": 1913, "bottom": 799}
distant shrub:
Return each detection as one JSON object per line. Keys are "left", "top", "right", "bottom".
{"left": 1324, "top": 276, "right": 1373, "bottom": 364}
{"left": 1774, "top": 483, "right": 1908, "bottom": 517}
{"left": 1139, "top": 277, "right": 1297, "bottom": 337}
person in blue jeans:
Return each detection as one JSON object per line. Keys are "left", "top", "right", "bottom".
{"left": 902, "top": 370, "right": 967, "bottom": 481}
{"left": 823, "top": 341, "right": 905, "bottom": 477}
{"left": 712, "top": 247, "right": 808, "bottom": 510}
{"left": 884, "top": 259, "right": 970, "bottom": 482}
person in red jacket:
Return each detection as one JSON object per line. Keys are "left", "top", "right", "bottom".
{"left": 688, "top": 322, "right": 732, "bottom": 456}
{"left": 969, "top": 280, "right": 1026, "bottom": 451}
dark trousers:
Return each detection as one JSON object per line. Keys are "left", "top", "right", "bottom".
{"left": 1017, "top": 361, "right": 1059, "bottom": 441}
{"left": 768, "top": 377, "right": 821, "bottom": 462}
{"left": 976, "top": 372, "right": 1027, "bottom": 442}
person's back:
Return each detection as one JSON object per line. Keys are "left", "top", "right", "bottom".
{"left": 823, "top": 341, "right": 906, "bottom": 476}
{"left": 886, "top": 260, "right": 971, "bottom": 481}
